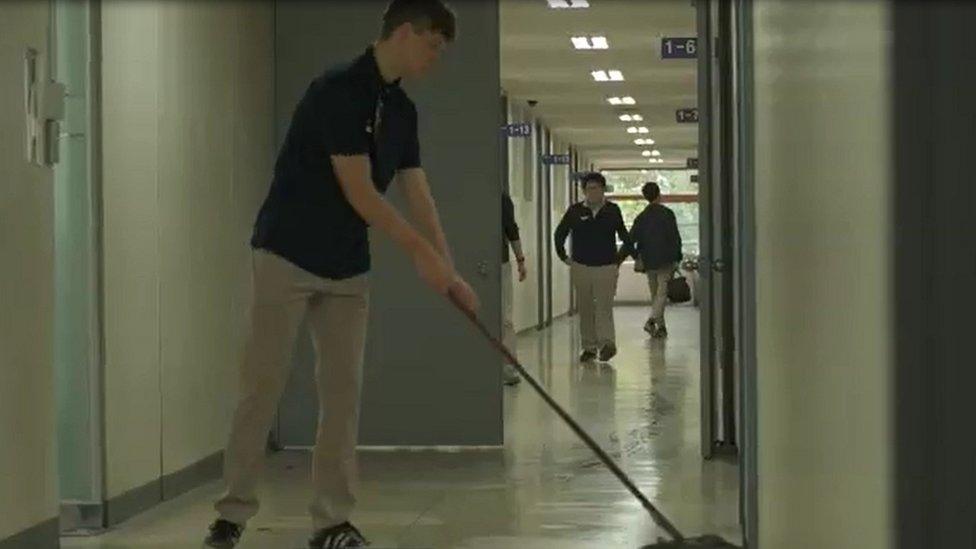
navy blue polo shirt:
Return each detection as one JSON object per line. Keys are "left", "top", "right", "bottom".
{"left": 251, "top": 46, "right": 421, "bottom": 279}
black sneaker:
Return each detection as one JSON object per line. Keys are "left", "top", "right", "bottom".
{"left": 204, "top": 519, "right": 243, "bottom": 548}
{"left": 580, "top": 349, "right": 598, "bottom": 362}
{"left": 643, "top": 319, "right": 656, "bottom": 335}
{"left": 599, "top": 344, "right": 618, "bottom": 361}
{"left": 309, "top": 522, "right": 368, "bottom": 548}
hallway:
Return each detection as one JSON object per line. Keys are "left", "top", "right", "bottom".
{"left": 62, "top": 306, "right": 739, "bottom": 549}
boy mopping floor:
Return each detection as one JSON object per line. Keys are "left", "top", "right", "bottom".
{"left": 203, "top": 2, "right": 477, "bottom": 547}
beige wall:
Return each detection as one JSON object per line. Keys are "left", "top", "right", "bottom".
{"left": 0, "top": 0, "right": 59, "bottom": 540}
{"left": 753, "top": 1, "right": 892, "bottom": 547}
{"left": 550, "top": 137, "right": 571, "bottom": 318}
{"left": 506, "top": 101, "right": 540, "bottom": 332}
{"left": 101, "top": 0, "right": 273, "bottom": 498}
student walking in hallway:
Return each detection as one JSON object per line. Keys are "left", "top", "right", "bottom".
{"left": 205, "top": 2, "right": 477, "bottom": 548}
{"left": 501, "top": 191, "right": 526, "bottom": 385}
{"left": 554, "top": 172, "right": 632, "bottom": 363}
{"left": 630, "top": 182, "right": 683, "bottom": 338}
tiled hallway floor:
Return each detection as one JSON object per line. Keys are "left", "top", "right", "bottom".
{"left": 63, "top": 306, "right": 740, "bottom": 548}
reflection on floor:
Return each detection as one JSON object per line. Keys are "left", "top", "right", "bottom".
{"left": 63, "top": 305, "right": 739, "bottom": 549}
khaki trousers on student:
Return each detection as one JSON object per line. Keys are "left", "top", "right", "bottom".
{"left": 215, "top": 249, "right": 369, "bottom": 530}
{"left": 572, "top": 263, "right": 619, "bottom": 351}
{"left": 646, "top": 263, "right": 676, "bottom": 324}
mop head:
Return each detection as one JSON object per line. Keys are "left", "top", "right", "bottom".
{"left": 641, "top": 534, "right": 742, "bottom": 548}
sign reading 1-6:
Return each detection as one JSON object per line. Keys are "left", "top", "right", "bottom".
{"left": 661, "top": 37, "right": 697, "bottom": 59}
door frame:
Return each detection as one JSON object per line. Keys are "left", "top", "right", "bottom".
{"left": 733, "top": 0, "right": 758, "bottom": 545}
{"left": 698, "top": 0, "right": 758, "bottom": 545}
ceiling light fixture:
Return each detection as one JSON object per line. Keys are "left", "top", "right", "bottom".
{"left": 651, "top": 149, "right": 661, "bottom": 156}
{"left": 572, "top": 37, "right": 591, "bottom": 49}
{"left": 627, "top": 127, "right": 639, "bottom": 134}
{"left": 572, "top": 36, "right": 609, "bottom": 50}
{"left": 548, "top": 0, "right": 589, "bottom": 9}
{"left": 608, "top": 96, "right": 636, "bottom": 106}
{"left": 620, "top": 114, "right": 633, "bottom": 122}
{"left": 593, "top": 70, "right": 624, "bottom": 82}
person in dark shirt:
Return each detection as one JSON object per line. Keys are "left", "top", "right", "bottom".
{"left": 206, "top": 2, "right": 475, "bottom": 548}
{"left": 630, "top": 182, "right": 683, "bottom": 338}
{"left": 501, "top": 192, "right": 526, "bottom": 385}
{"left": 554, "top": 172, "right": 633, "bottom": 362}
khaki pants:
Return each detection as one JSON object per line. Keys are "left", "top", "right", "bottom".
{"left": 501, "top": 262, "right": 520, "bottom": 381}
{"left": 646, "top": 264, "right": 676, "bottom": 324}
{"left": 572, "top": 264, "right": 619, "bottom": 351}
{"left": 502, "top": 262, "right": 516, "bottom": 354}
{"left": 215, "top": 250, "right": 369, "bottom": 530}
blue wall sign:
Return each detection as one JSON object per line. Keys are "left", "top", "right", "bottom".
{"left": 661, "top": 37, "right": 698, "bottom": 59}
{"left": 502, "top": 123, "right": 532, "bottom": 138}
{"left": 676, "top": 108, "right": 699, "bottom": 123}
{"left": 542, "top": 154, "right": 572, "bottom": 165}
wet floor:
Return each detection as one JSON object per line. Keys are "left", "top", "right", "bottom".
{"left": 63, "top": 306, "right": 740, "bottom": 548}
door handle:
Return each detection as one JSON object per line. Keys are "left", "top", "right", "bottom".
{"left": 712, "top": 259, "right": 726, "bottom": 272}
{"left": 478, "top": 261, "right": 490, "bottom": 277}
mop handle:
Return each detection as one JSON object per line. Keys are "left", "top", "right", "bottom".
{"left": 447, "top": 290, "right": 686, "bottom": 543}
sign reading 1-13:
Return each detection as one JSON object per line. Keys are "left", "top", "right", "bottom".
{"left": 676, "top": 108, "right": 699, "bottom": 123}
{"left": 542, "top": 154, "right": 571, "bottom": 165}
{"left": 501, "top": 123, "right": 532, "bottom": 138}
{"left": 661, "top": 37, "right": 697, "bottom": 59}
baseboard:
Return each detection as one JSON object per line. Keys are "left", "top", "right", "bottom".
{"left": 0, "top": 517, "right": 59, "bottom": 549}
{"left": 281, "top": 445, "right": 504, "bottom": 452}
{"left": 356, "top": 445, "right": 504, "bottom": 452}
{"left": 103, "top": 450, "right": 223, "bottom": 527}
{"left": 161, "top": 450, "right": 223, "bottom": 501}
{"left": 104, "top": 478, "right": 161, "bottom": 527}
{"left": 60, "top": 501, "right": 105, "bottom": 533}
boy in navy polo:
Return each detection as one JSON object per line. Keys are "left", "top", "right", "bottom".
{"left": 554, "top": 173, "right": 633, "bottom": 363}
{"left": 205, "top": 2, "right": 476, "bottom": 547}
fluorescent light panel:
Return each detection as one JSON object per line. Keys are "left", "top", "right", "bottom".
{"left": 608, "top": 96, "right": 636, "bottom": 106}
{"left": 572, "top": 36, "right": 609, "bottom": 50}
{"left": 548, "top": 0, "right": 589, "bottom": 9}
{"left": 592, "top": 70, "right": 624, "bottom": 82}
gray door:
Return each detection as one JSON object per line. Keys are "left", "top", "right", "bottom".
{"left": 0, "top": 2, "right": 58, "bottom": 545}
{"left": 273, "top": 1, "right": 503, "bottom": 448}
